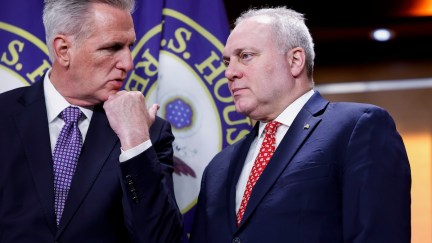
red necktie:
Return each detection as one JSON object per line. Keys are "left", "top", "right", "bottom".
{"left": 237, "top": 121, "right": 281, "bottom": 226}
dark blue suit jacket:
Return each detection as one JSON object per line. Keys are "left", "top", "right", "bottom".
{"left": 190, "top": 92, "right": 411, "bottom": 243}
{"left": 0, "top": 79, "right": 183, "bottom": 242}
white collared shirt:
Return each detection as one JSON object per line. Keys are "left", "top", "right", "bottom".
{"left": 44, "top": 69, "right": 92, "bottom": 153}
{"left": 235, "top": 89, "right": 315, "bottom": 212}
{"left": 44, "top": 69, "right": 150, "bottom": 162}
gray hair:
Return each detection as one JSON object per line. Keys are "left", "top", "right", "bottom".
{"left": 235, "top": 7, "right": 315, "bottom": 78}
{"left": 43, "top": 0, "right": 135, "bottom": 61}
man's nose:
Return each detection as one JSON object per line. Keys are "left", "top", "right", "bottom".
{"left": 118, "top": 49, "right": 134, "bottom": 72}
{"left": 225, "top": 60, "right": 242, "bottom": 81}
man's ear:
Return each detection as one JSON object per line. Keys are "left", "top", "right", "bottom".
{"left": 287, "top": 47, "right": 305, "bottom": 77}
{"left": 52, "top": 35, "right": 71, "bottom": 67}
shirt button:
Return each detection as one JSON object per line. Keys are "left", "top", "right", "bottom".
{"left": 232, "top": 237, "right": 241, "bottom": 243}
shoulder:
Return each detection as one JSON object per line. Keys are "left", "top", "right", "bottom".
{"left": 0, "top": 86, "right": 28, "bottom": 101}
{"left": 329, "top": 101, "right": 384, "bottom": 112}
{"left": 0, "top": 86, "right": 30, "bottom": 113}
{"left": 325, "top": 101, "right": 398, "bottom": 136}
{"left": 327, "top": 101, "right": 392, "bottom": 120}
{"left": 304, "top": 91, "right": 389, "bottom": 121}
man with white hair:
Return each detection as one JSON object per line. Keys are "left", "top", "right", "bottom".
{"left": 191, "top": 7, "right": 411, "bottom": 243}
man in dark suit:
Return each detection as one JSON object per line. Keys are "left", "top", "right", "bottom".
{"left": 0, "top": 0, "right": 182, "bottom": 242}
{"left": 190, "top": 7, "right": 411, "bottom": 243}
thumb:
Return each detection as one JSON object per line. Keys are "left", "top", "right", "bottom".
{"left": 148, "top": 104, "right": 160, "bottom": 118}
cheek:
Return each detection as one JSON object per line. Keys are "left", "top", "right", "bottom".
{"left": 263, "top": 62, "right": 279, "bottom": 77}
{"left": 88, "top": 55, "right": 108, "bottom": 69}
{"left": 253, "top": 69, "right": 273, "bottom": 90}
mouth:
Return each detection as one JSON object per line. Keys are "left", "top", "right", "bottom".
{"left": 110, "top": 79, "right": 124, "bottom": 90}
{"left": 231, "top": 87, "right": 246, "bottom": 96}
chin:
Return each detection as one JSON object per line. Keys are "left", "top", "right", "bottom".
{"left": 234, "top": 106, "right": 250, "bottom": 117}
{"left": 234, "top": 99, "right": 251, "bottom": 112}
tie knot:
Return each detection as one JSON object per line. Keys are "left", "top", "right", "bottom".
{"left": 264, "top": 121, "right": 281, "bottom": 135}
{"left": 60, "top": 106, "right": 82, "bottom": 124}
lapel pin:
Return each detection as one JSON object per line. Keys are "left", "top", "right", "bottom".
{"left": 303, "top": 123, "right": 310, "bottom": 129}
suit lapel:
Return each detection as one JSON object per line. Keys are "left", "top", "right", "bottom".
{"left": 227, "top": 124, "right": 259, "bottom": 232}
{"left": 57, "top": 105, "right": 119, "bottom": 234}
{"left": 238, "top": 92, "right": 329, "bottom": 228}
{"left": 14, "top": 80, "right": 57, "bottom": 234}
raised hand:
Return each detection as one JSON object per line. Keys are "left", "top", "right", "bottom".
{"left": 103, "top": 90, "right": 159, "bottom": 150}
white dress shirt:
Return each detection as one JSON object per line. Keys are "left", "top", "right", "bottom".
{"left": 43, "top": 69, "right": 150, "bottom": 162}
{"left": 235, "top": 89, "right": 315, "bottom": 212}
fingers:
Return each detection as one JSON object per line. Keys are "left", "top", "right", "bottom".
{"left": 103, "top": 91, "right": 162, "bottom": 150}
{"left": 148, "top": 104, "right": 160, "bottom": 118}
{"left": 103, "top": 91, "right": 149, "bottom": 149}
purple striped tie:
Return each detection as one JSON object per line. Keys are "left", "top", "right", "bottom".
{"left": 53, "top": 106, "right": 83, "bottom": 225}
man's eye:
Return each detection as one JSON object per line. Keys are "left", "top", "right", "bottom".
{"left": 240, "top": 52, "right": 253, "bottom": 60}
{"left": 107, "top": 44, "right": 122, "bottom": 51}
{"left": 223, "top": 60, "right": 230, "bottom": 66}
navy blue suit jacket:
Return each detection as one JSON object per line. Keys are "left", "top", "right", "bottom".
{"left": 0, "top": 79, "right": 182, "bottom": 242}
{"left": 190, "top": 92, "right": 411, "bottom": 243}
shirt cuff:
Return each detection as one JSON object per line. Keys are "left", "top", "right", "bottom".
{"left": 119, "top": 140, "right": 152, "bottom": 163}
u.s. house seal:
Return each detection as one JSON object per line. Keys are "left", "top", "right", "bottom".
{"left": 0, "top": 22, "right": 51, "bottom": 93}
{"left": 124, "top": 9, "right": 251, "bottom": 213}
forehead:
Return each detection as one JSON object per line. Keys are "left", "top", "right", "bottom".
{"left": 224, "top": 18, "right": 274, "bottom": 54}
{"left": 87, "top": 3, "right": 135, "bottom": 39}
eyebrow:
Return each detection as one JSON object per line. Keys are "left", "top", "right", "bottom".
{"left": 222, "top": 48, "right": 245, "bottom": 60}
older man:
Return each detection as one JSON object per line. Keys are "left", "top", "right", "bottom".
{"left": 0, "top": 0, "right": 182, "bottom": 242}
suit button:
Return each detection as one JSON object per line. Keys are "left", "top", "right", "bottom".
{"left": 232, "top": 237, "right": 241, "bottom": 243}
